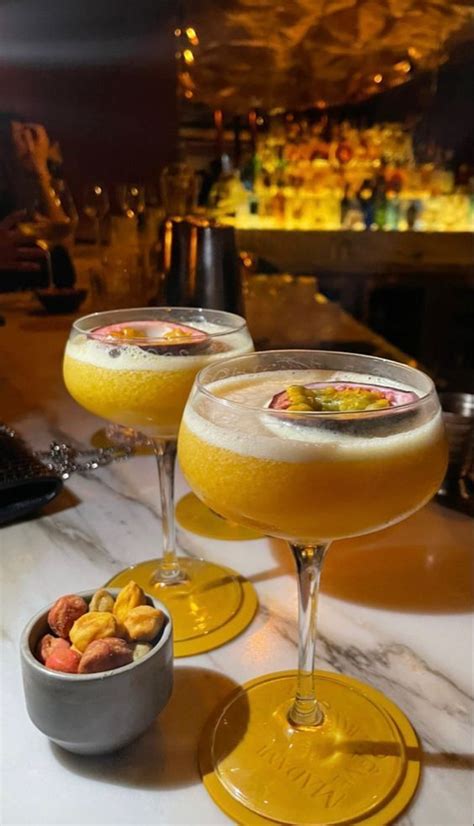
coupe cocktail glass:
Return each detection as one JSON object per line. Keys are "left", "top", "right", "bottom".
{"left": 178, "top": 350, "right": 447, "bottom": 824}
{"left": 63, "top": 307, "right": 256, "bottom": 655}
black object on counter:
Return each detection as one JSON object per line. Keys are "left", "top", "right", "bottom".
{"left": 0, "top": 425, "right": 63, "bottom": 525}
{"left": 0, "top": 244, "right": 76, "bottom": 294}
{"left": 49, "top": 245, "right": 76, "bottom": 288}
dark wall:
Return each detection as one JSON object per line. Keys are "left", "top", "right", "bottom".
{"left": 0, "top": 0, "right": 178, "bottom": 196}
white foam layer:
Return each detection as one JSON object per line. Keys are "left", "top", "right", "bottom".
{"left": 65, "top": 321, "right": 253, "bottom": 372}
{"left": 183, "top": 371, "right": 443, "bottom": 463}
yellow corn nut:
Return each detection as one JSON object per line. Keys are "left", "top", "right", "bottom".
{"left": 123, "top": 606, "right": 166, "bottom": 642}
{"left": 113, "top": 580, "right": 147, "bottom": 627}
{"left": 69, "top": 611, "right": 117, "bottom": 652}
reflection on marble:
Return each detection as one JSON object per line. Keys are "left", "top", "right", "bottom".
{"left": 1, "top": 301, "right": 473, "bottom": 825}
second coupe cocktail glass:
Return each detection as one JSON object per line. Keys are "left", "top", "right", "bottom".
{"left": 178, "top": 350, "right": 447, "bottom": 825}
{"left": 63, "top": 307, "right": 256, "bottom": 655}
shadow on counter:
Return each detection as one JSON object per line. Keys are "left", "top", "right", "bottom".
{"left": 319, "top": 502, "right": 473, "bottom": 614}
{"left": 267, "top": 501, "right": 473, "bottom": 614}
{"left": 50, "top": 666, "right": 247, "bottom": 791}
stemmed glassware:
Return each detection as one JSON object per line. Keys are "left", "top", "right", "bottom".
{"left": 178, "top": 350, "right": 447, "bottom": 825}
{"left": 115, "top": 183, "right": 146, "bottom": 218}
{"left": 83, "top": 183, "right": 110, "bottom": 256}
{"left": 63, "top": 307, "right": 257, "bottom": 656}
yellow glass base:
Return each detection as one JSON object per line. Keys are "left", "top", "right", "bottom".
{"left": 90, "top": 426, "right": 153, "bottom": 455}
{"left": 106, "top": 558, "right": 258, "bottom": 658}
{"left": 176, "top": 492, "right": 263, "bottom": 541}
{"left": 200, "top": 670, "right": 421, "bottom": 825}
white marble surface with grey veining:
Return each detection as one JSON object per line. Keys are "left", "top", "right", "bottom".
{"left": 0, "top": 302, "right": 473, "bottom": 826}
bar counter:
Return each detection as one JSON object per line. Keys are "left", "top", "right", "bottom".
{"left": 1, "top": 296, "right": 473, "bottom": 825}
{"left": 236, "top": 229, "right": 474, "bottom": 280}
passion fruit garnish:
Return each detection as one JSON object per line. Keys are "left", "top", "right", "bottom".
{"left": 269, "top": 382, "right": 417, "bottom": 413}
{"left": 90, "top": 320, "right": 210, "bottom": 355}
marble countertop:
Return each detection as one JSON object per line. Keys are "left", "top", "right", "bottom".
{"left": 1, "top": 299, "right": 473, "bottom": 826}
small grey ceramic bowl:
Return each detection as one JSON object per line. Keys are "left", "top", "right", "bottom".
{"left": 20, "top": 589, "right": 173, "bottom": 755}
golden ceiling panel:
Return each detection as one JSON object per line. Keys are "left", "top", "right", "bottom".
{"left": 186, "top": 0, "right": 473, "bottom": 110}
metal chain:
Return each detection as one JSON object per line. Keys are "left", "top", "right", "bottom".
{"left": 0, "top": 423, "right": 133, "bottom": 480}
{"left": 36, "top": 442, "right": 134, "bottom": 480}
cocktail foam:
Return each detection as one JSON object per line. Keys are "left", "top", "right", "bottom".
{"left": 183, "top": 370, "right": 443, "bottom": 464}
{"left": 65, "top": 321, "right": 252, "bottom": 373}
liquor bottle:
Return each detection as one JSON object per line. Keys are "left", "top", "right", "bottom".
{"left": 406, "top": 201, "right": 418, "bottom": 230}
{"left": 340, "top": 184, "right": 351, "bottom": 226}
{"left": 385, "top": 191, "right": 401, "bottom": 231}
{"left": 208, "top": 155, "right": 248, "bottom": 220}
{"left": 270, "top": 186, "right": 286, "bottom": 225}
{"left": 358, "top": 179, "right": 375, "bottom": 229}
{"left": 373, "top": 177, "right": 387, "bottom": 230}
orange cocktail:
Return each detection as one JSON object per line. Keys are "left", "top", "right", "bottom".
{"left": 63, "top": 308, "right": 256, "bottom": 658}
{"left": 179, "top": 371, "right": 446, "bottom": 541}
{"left": 178, "top": 350, "right": 448, "bottom": 826}
{"left": 64, "top": 315, "right": 252, "bottom": 441}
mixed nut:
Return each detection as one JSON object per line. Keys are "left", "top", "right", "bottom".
{"left": 35, "top": 582, "right": 165, "bottom": 675}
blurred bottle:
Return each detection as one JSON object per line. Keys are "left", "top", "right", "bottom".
{"left": 358, "top": 179, "right": 375, "bottom": 229}
{"left": 160, "top": 161, "right": 197, "bottom": 217}
{"left": 208, "top": 155, "right": 248, "bottom": 221}
{"left": 340, "top": 184, "right": 363, "bottom": 229}
{"left": 373, "top": 177, "right": 387, "bottom": 230}
{"left": 270, "top": 186, "right": 286, "bottom": 225}
{"left": 340, "top": 183, "right": 351, "bottom": 226}
{"left": 406, "top": 201, "right": 419, "bottom": 230}
{"left": 385, "top": 191, "right": 401, "bottom": 230}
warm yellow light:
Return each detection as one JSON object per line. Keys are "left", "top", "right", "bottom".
{"left": 373, "top": 73, "right": 383, "bottom": 84}
{"left": 394, "top": 60, "right": 411, "bottom": 74}
{"left": 174, "top": 28, "right": 181, "bottom": 37}
{"left": 408, "top": 46, "right": 421, "bottom": 60}
{"left": 94, "top": 185, "right": 102, "bottom": 195}
{"left": 183, "top": 49, "right": 194, "bottom": 64}
{"left": 316, "top": 99, "right": 327, "bottom": 109}
{"left": 184, "top": 90, "right": 193, "bottom": 99}
{"left": 256, "top": 116, "right": 264, "bottom": 126}
{"left": 186, "top": 27, "right": 198, "bottom": 41}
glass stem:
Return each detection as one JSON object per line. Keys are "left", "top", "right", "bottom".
{"left": 95, "top": 217, "right": 102, "bottom": 260}
{"left": 151, "top": 439, "right": 183, "bottom": 584}
{"left": 289, "top": 542, "right": 330, "bottom": 728}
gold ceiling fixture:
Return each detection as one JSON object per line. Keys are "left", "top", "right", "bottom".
{"left": 188, "top": 0, "right": 473, "bottom": 111}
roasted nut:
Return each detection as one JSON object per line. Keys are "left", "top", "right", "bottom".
{"left": 123, "top": 606, "right": 165, "bottom": 642}
{"left": 113, "top": 580, "right": 146, "bottom": 627}
{"left": 131, "top": 642, "right": 153, "bottom": 662}
{"left": 47, "top": 594, "right": 88, "bottom": 639}
{"left": 89, "top": 588, "right": 115, "bottom": 613}
{"left": 78, "top": 637, "right": 133, "bottom": 674}
{"left": 36, "top": 634, "right": 70, "bottom": 664}
{"left": 45, "top": 646, "right": 81, "bottom": 674}
{"left": 69, "top": 611, "right": 117, "bottom": 652}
